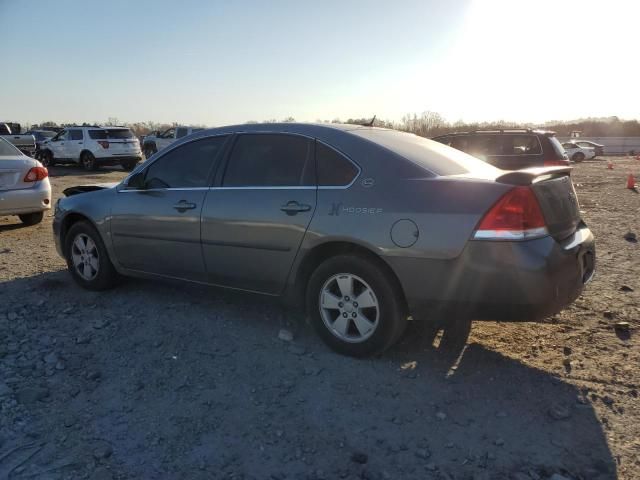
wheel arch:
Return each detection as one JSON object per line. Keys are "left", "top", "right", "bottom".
{"left": 287, "top": 240, "right": 408, "bottom": 313}
{"left": 80, "top": 149, "right": 94, "bottom": 159}
{"left": 60, "top": 212, "right": 102, "bottom": 256}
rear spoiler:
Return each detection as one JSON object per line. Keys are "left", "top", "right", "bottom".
{"left": 495, "top": 166, "right": 572, "bottom": 186}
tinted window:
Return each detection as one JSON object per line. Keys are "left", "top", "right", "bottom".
{"left": 88, "top": 130, "right": 107, "bottom": 140}
{"left": 106, "top": 129, "right": 134, "bottom": 139}
{"left": 467, "top": 135, "right": 500, "bottom": 157}
{"left": 223, "top": 134, "right": 313, "bottom": 187}
{"left": 176, "top": 128, "right": 188, "bottom": 138}
{"left": 450, "top": 135, "right": 470, "bottom": 152}
{"left": 501, "top": 135, "right": 541, "bottom": 155}
{"left": 317, "top": 142, "right": 358, "bottom": 186}
{"left": 144, "top": 136, "right": 227, "bottom": 189}
{"left": 69, "top": 129, "right": 83, "bottom": 140}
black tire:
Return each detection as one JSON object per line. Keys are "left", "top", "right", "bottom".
{"left": 18, "top": 211, "right": 44, "bottom": 226}
{"left": 121, "top": 160, "right": 138, "bottom": 172}
{"left": 64, "top": 221, "right": 118, "bottom": 291}
{"left": 306, "top": 254, "right": 407, "bottom": 357}
{"left": 81, "top": 152, "right": 97, "bottom": 171}
{"left": 40, "top": 150, "right": 54, "bottom": 167}
{"left": 144, "top": 145, "right": 157, "bottom": 159}
{"left": 572, "top": 152, "right": 585, "bottom": 162}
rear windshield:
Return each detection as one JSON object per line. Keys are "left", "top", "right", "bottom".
{"left": 106, "top": 129, "right": 134, "bottom": 139}
{"left": 351, "top": 129, "right": 498, "bottom": 176}
{"left": 549, "top": 136, "right": 569, "bottom": 159}
{"left": 0, "top": 137, "right": 22, "bottom": 156}
{"left": 88, "top": 129, "right": 134, "bottom": 140}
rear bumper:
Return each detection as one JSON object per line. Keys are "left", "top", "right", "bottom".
{"left": 0, "top": 180, "right": 52, "bottom": 216}
{"left": 389, "top": 224, "right": 595, "bottom": 322}
{"left": 95, "top": 155, "right": 142, "bottom": 166}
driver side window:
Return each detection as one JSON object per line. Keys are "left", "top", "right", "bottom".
{"left": 56, "top": 131, "right": 69, "bottom": 141}
{"left": 144, "top": 136, "right": 228, "bottom": 189}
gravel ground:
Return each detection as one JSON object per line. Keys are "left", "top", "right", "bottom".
{"left": 0, "top": 158, "right": 638, "bottom": 480}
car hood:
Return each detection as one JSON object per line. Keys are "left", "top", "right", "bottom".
{"left": 63, "top": 182, "right": 119, "bottom": 197}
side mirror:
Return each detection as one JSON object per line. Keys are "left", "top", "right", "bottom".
{"left": 127, "top": 171, "right": 146, "bottom": 190}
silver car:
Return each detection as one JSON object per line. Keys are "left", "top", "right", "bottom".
{"left": 0, "top": 137, "right": 51, "bottom": 225}
{"left": 53, "top": 124, "right": 595, "bottom": 357}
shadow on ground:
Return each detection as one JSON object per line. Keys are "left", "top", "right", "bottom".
{"left": 0, "top": 272, "right": 616, "bottom": 479}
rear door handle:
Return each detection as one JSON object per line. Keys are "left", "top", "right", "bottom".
{"left": 173, "top": 200, "right": 197, "bottom": 212}
{"left": 280, "top": 201, "right": 311, "bottom": 215}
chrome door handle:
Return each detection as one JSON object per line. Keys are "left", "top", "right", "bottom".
{"left": 173, "top": 200, "right": 197, "bottom": 212}
{"left": 280, "top": 201, "right": 311, "bottom": 215}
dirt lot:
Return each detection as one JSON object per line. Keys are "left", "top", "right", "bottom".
{"left": 0, "top": 158, "right": 638, "bottom": 480}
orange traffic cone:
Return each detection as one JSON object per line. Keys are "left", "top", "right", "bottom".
{"left": 607, "top": 160, "right": 613, "bottom": 169}
{"left": 627, "top": 173, "right": 636, "bottom": 189}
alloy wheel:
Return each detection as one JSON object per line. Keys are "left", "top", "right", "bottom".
{"left": 70, "top": 233, "right": 100, "bottom": 281}
{"left": 319, "top": 273, "right": 380, "bottom": 343}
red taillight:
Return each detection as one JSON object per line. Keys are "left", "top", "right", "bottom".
{"left": 23, "top": 166, "right": 48, "bottom": 182}
{"left": 98, "top": 141, "right": 109, "bottom": 149}
{"left": 474, "top": 186, "right": 547, "bottom": 240}
{"left": 544, "top": 159, "right": 570, "bottom": 166}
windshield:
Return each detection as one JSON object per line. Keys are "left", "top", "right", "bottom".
{"left": 0, "top": 137, "right": 22, "bottom": 156}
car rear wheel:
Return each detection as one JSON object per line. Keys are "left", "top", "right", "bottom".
{"left": 81, "top": 152, "right": 97, "bottom": 171}
{"left": 40, "top": 150, "right": 54, "bottom": 167}
{"left": 306, "top": 255, "right": 406, "bottom": 357}
{"left": 572, "top": 152, "right": 585, "bottom": 162}
{"left": 18, "top": 212, "right": 44, "bottom": 226}
{"left": 65, "top": 221, "right": 117, "bottom": 290}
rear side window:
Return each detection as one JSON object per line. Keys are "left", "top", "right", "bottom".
{"left": 501, "top": 135, "right": 541, "bottom": 155}
{"left": 144, "top": 136, "right": 227, "bottom": 189}
{"left": 69, "top": 129, "right": 83, "bottom": 140}
{"left": 106, "top": 129, "right": 134, "bottom": 139}
{"left": 223, "top": 134, "right": 314, "bottom": 187}
{"left": 316, "top": 142, "right": 358, "bottom": 186}
{"left": 88, "top": 130, "right": 107, "bottom": 140}
{"left": 176, "top": 128, "right": 188, "bottom": 138}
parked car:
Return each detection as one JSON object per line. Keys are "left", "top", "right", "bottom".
{"left": 562, "top": 142, "right": 596, "bottom": 162}
{"left": 0, "top": 122, "right": 36, "bottom": 157}
{"left": 24, "top": 129, "right": 56, "bottom": 151}
{"left": 53, "top": 124, "right": 595, "bottom": 357}
{"left": 0, "top": 137, "right": 51, "bottom": 225}
{"left": 432, "top": 129, "right": 569, "bottom": 169}
{"left": 573, "top": 140, "right": 604, "bottom": 157}
{"left": 142, "top": 126, "right": 204, "bottom": 158}
{"left": 38, "top": 126, "right": 142, "bottom": 171}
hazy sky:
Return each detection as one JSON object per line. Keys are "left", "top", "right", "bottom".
{"left": 2, "top": 0, "right": 638, "bottom": 126}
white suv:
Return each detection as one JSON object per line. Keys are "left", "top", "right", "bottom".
{"left": 38, "top": 126, "right": 142, "bottom": 171}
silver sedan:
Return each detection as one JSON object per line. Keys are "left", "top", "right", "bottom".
{"left": 0, "top": 137, "right": 51, "bottom": 225}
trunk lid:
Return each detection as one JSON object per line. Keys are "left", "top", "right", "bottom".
{"left": 496, "top": 167, "right": 580, "bottom": 241}
{"left": 0, "top": 156, "right": 37, "bottom": 191}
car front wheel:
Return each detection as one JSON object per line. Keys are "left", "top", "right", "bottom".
{"left": 81, "top": 152, "right": 97, "bottom": 171}
{"left": 307, "top": 255, "right": 406, "bottom": 357}
{"left": 65, "top": 221, "right": 118, "bottom": 290}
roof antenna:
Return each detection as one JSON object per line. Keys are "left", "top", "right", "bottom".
{"left": 362, "top": 115, "right": 376, "bottom": 127}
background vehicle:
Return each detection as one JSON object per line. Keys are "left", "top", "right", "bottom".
{"left": 142, "top": 126, "right": 204, "bottom": 157}
{"left": 0, "top": 137, "right": 51, "bottom": 225}
{"left": 25, "top": 129, "right": 56, "bottom": 152}
{"left": 562, "top": 142, "right": 596, "bottom": 162}
{"left": 0, "top": 122, "right": 36, "bottom": 157}
{"left": 54, "top": 124, "right": 594, "bottom": 357}
{"left": 432, "top": 129, "right": 569, "bottom": 169}
{"left": 573, "top": 140, "right": 604, "bottom": 157}
{"left": 39, "top": 126, "right": 142, "bottom": 171}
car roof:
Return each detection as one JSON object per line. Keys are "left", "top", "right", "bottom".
{"left": 434, "top": 129, "right": 556, "bottom": 138}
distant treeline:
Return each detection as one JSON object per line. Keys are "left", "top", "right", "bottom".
{"left": 28, "top": 114, "right": 640, "bottom": 138}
